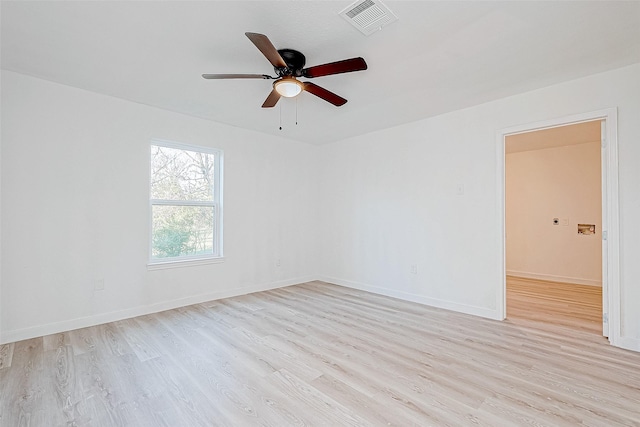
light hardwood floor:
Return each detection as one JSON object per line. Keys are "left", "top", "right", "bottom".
{"left": 506, "top": 275, "right": 603, "bottom": 334}
{"left": 1, "top": 281, "right": 639, "bottom": 426}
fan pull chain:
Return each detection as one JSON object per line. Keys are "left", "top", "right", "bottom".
{"left": 279, "top": 104, "right": 282, "bottom": 130}
{"left": 296, "top": 97, "right": 298, "bottom": 125}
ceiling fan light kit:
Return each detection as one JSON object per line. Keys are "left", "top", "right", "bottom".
{"left": 202, "top": 32, "right": 368, "bottom": 108}
{"left": 274, "top": 77, "right": 303, "bottom": 98}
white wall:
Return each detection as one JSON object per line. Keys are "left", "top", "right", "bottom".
{"left": 0, "top": 71, "right": 317, "bottom": 343}
{"left": 318, "top": 63, "right": 640, "bottom": 350}
{"left": 3, "top": 64, "right": 640, "bottom": 352}
{"left": 506, "top": 142, "right": 602, "bottom": 286}
{"left": 0, "top": 66, "right": 3, "bottom": 342}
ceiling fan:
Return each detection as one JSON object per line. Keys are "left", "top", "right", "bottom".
{"left": 202, "top": 32, "right": 367, "bottom": 108}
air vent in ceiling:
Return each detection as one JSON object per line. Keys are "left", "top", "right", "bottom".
{"left": 339, "top": 0, "right": 398, "bottom": 36}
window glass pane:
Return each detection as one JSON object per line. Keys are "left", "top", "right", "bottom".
{"left": 151, "top": 145, "right": 214, "bottom": 201}
{"left": 152, "top": 205, "right": 214, "bottom": 259}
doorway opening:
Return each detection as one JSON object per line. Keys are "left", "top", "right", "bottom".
{"left": 505, "top": 121, "right": 602, "bottom": 334}
{"left": 497, "top": 109, "right": 620, "bottom": 345}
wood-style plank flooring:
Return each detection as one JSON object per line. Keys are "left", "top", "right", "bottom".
{"left": 507, "top": 275, "right": 603, "bottom": 334}
{"left": 1, "top": 281, "right": 639, "bottom": 426}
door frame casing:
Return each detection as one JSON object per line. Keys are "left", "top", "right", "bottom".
{"left": 495, "top": 108, "right": 619, "bottom": 345}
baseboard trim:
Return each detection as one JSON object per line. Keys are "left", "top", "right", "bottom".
{"left": 506, "top": 270, "right": 602, "bottom": 287}
{"left": 0, "top": 276, "right": 314, "bottom": 344}
{"left": 318, "top": 276, "right": 501, "bottom": 321}
{"left": 616, "top": 336, "right": 640, "bottom": 353}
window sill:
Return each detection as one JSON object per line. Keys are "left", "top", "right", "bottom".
{"left": 147, "top": 256, "right": 225, "bottom": 271}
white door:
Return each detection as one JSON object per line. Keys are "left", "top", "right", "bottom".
{"left": 601, "top": 119, "right": 609, "bottom": 337}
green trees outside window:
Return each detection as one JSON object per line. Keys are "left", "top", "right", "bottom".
{"left": 150, "top": 142, "right": 222, "bottom": 261}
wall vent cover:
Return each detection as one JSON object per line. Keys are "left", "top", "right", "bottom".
{"left": 339, "top": 0, "right": 398, "bottom": 36}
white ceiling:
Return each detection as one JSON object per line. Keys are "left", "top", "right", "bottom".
{"left": 2, "top": 1, "right": 639, "bottom": 145}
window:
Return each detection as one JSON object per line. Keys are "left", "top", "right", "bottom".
{"left": 149, "top": 140, "right": 222, "bottom": 264}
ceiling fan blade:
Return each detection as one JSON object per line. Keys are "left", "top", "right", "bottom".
{"left": 302, "top": 57, "right": 367, "bottom": 78}
{"left": 245, "top": 32, "right": 287, "bottom": 69}
{"left": 262, "top": 89, "right": 281, "bottom": 108}
{"left": 202, "top": 74, "right": 272, "bottom": 79}
{"left": 302, "top": 82, "right": 347, "bottom": 107}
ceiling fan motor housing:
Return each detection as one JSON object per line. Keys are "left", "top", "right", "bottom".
{"left": 276, "top": 49, "right": 306, "bottom": 77}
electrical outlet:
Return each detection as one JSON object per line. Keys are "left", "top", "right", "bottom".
{"left": 94, "top": 278, "right": 105, "bottom": 291}
{"left": 410, "top": 264, "right": 418, "bottom": 274}
{"left": 275, "top": 258, "right": 281, "bottom": 267}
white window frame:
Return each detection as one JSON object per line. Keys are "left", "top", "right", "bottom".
{"left": 148, "top": 139, "right": 224, "bottom": 269}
